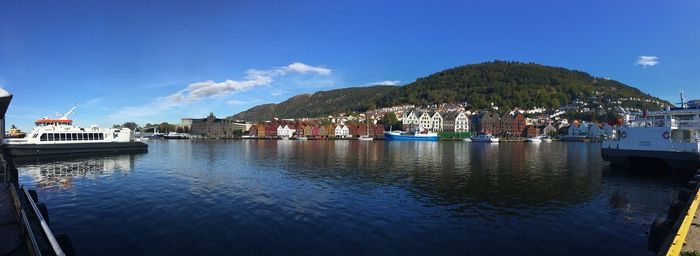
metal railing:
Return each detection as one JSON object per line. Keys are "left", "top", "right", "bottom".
{"left": 9, "top": 183, "right": 65, "bottom": 256}
{"left": 22, "top": 186, "right": 65, "bottom": 256}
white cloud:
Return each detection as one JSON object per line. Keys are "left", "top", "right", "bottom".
{"left": 636, "top": 56, "right": 659, "bottom": 68}
{"left": 226, "top": 99, "right": 259, "bottom": 106}
{"left": 283, "top": 62, "right": 331, "bottom": 75}
{"left": 108, "top": 62, "right": 331, "bottom": 122}
{"left": 164, "top": 62, "right": 330, "bottom": 104}
{"left": 270, "top": 90, "right": 288, "bottom": 96}
{"left": 363, "top": 80, "right": 401, "bottom": 86}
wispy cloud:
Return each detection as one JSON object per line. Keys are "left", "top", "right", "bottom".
{"left": 270, "top": 90, "right": 288, "bottom": 96}
{"left": 636, "top": 56, "right": 659, "bottom": 68}
{"left": 226, "top": 99, "right": 260, "bottom": 106}
{"left": 363, "top": 80, "right": 401, "bottom": 86}
{"left": 165, "top": 62, "right": 331, "bottom": 104}
{"left": 108, "top": 62, "right": 331, "bottom": 122}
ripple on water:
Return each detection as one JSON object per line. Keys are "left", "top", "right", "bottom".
{"left": 15, "top": 140, "right": 682, "bottom": 255}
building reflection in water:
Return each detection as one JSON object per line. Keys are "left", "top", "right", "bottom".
{"left": 16, "top": 154, "right": 140, "bottom": 189}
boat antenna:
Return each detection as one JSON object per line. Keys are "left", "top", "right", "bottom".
{"left": 679, "top": 90, "right": 687, "bottom": 109}
{"left": 60, "top": 103, "right": 78, "bottom": 120}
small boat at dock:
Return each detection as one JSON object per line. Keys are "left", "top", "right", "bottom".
{"left": 526, "top": 136, "right": 543, "bottom": 142}
{"left": 164, "top": 132, "right": 188, "bottom": 139}
{"left": 470, "top": 134, "right": 499, "bottom": 143}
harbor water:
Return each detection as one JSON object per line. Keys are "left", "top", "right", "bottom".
{"left": 15, "top": 140, "right": 685, "bottom": 255}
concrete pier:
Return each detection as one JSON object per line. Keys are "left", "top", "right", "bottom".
{"left": 0, "top": 184, "right": 26, "bottom": 255}
{"left": 657, "top": 173, "right": 700, "bottom": 256}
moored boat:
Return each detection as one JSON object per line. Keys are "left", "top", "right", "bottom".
{"left": 164, "top": 132, "right": 188, "bottom": 139}
{"left": 358, "top": 135, "right": 374, "bottom": 141}
{"left": 384, "top": 130, "right": 438, "bottom": 141}
{"left": 470, "top": 134, "right": 499, "bottom": 143}
{"left": 601, "top": 94, "right": 700, "bottom": 171}
{"left": 2, "top": 106, "right": 148, "bottom": 157}
{"left": 526, "top": 136, "right": 543, "bottom": 142}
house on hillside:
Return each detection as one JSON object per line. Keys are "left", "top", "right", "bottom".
{"left": 277, "top": 125, "right": 293, "bottom": 138}
{"left": 513, "top": 113, "right": 526, "bottom": 137}
{"left": 319, "top": 125, "right": 328, "bottom": 138}
{"left": 402, "top": 110, "right": 420, "bottom": 131}
{"left": 455, "top": 111, "right": 469, "bottom": 132}
{"left": 442, "top": 112, "right": 457, "bottom": 132}
{"left": 324, "top": 124, "right": 336, "bottom": 138}
{"left": 264, "top": 124, "right": 277, "bottom": 137}
{"left": 524, "top": 125, "right": 539, "bottom": 138}
{"left": 418, "top": 112, "right": 432, "bottom": 130}
{"left": 567, "top": 124, "right": 579, "bottom": 136}
{"left": 501, "top": 112, "right": 514, "bottom": 136}
{"left": 248, "top": 125, "right": 258, "bottom": 137}
{"left": 542, "top": 124, "right": 557, "bottom": 135}
{"left": 430, "top": 111, "right": 443, "bottom": 132}
{"left": 257, "top": 124, "right": 266, "bottom": 138}
{"left": 335, "top": 125, "right": 350, "bottom": 138}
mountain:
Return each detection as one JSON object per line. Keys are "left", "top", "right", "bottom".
{"left": 230, "top": 85, "right": 399, "bottom": 121}
{"left": 232, "top": 61, "right": 671, "bottom": 121}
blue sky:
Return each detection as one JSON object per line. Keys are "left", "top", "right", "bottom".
{"left": 1, "top": 0, "right": 698, "bottom": 130}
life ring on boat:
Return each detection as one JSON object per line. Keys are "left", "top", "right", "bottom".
{"left": 620, "top": 131, "right": 627, "bottom": 138}
{"left": 663, "top": 131, "right": 670, "bottom": 139}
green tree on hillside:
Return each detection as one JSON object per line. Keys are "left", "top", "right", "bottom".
{"left": 379, "top": 112, "right": 400, "bottom": 131}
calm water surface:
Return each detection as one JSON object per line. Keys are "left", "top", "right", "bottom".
{"left": 16, "top": 140, "right": 685, "bottom": 255}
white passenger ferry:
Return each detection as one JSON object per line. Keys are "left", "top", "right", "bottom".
{"left": 601, "top": 94, "right": 700, "bottom": 171}
{"left": 2, "top": 106, "right": 148, "bottom": 157}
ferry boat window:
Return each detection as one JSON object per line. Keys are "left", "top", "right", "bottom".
{"left": 78, "top": 133, "right": 83, "bottom": 140}
{"left": 72, "top": 133, "right": 77, "bottom": 140}
{"left": 58, "top": 133, "right": 63, "bottom": 141}
{"left": 88, "top": 133, "right": 94, "bottom": 140}
{"left": 40, "top": 134, "right": 47, "bottom": 141}
{"left": 99, "top": 133, "right": 104, "bottom": 140}
{"left": 48, "top": 133, "right": 53, "bottom": 141}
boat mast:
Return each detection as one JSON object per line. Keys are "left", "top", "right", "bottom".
{"left": 60, "top": 104, "right": 78, "bottom": 120}
{"left": 366, "top": 116, "right": 370, "bottom": 135}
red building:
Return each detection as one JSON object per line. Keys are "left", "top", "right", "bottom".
{"left": 513, "top": 113, "right": 526, "bottom": 137}
{"left": 264, "top": 124, "right": 277, "bottom": 137}
{"left": 523, "top": 125, "right": 539, "bottom": 138}
{"left": 311, "top": 125, "right": 320, "bottom": 137}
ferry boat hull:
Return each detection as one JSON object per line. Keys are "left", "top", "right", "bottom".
{"left": 3, "top": 142, "right": 148, "bottom": 157}
{"left": 384, "top": 133, "right": 438, "bottom": 141}
{"left": 601, "top": 148, "right": 700, "bottom": 171}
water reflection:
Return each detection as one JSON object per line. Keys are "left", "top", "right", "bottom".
{"left": 258, "top": 141, "right": 602, "bottom": 214}
{"left": 13, "top": 140, "right": 684, "bottom": 255}
{"left": 15, "top": 153, "right": 142, "bottom": 189}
